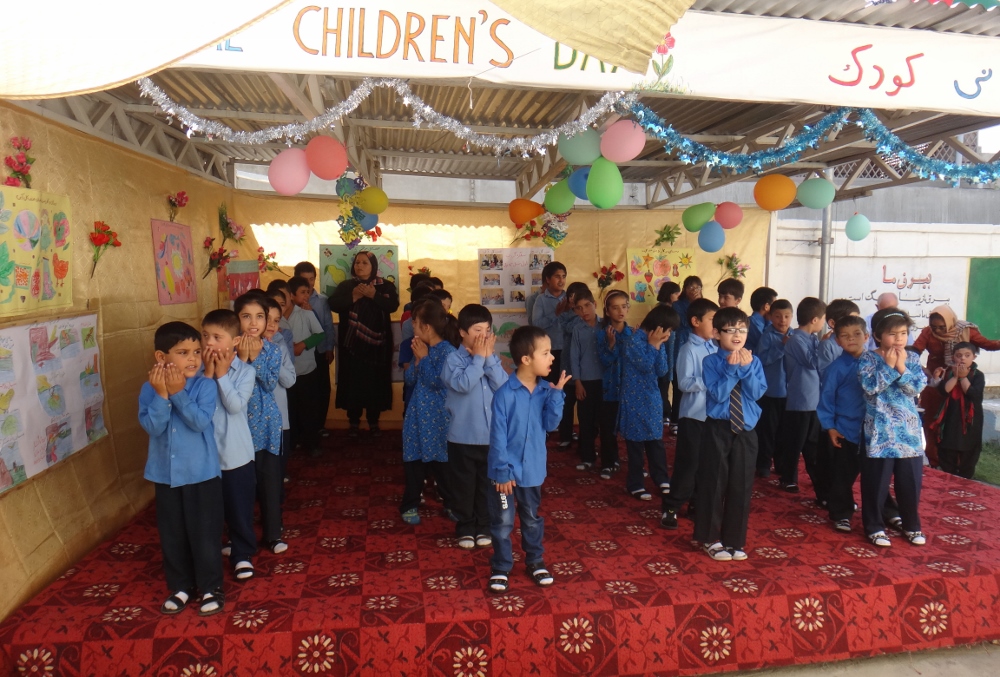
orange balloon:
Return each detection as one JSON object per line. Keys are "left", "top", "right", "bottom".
{"left": 305, "top": 136, "right": 348, "bottom": 180}
{"left": 753, "top": 174, "right": 797, "bottom": 212}
{"left": 508, "top": 198, "right": 545, "bottom": 224}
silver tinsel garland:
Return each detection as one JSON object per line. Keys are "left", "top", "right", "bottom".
{"left": 137, "top": 76, "right": 629, "bottom": 156}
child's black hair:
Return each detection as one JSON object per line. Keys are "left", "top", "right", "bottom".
{"left": 541, "top": 261, "right": 567, "bottom": 282}
{"left": 834, "top": 315, "right": 868, "bottom": 336}
{"left": 427, "top": 276, "right": 444, "bottom": 289}
{"left": 770, "top": 299, "right": 793, "bottom": 314}
{"left": 656, "top": 280, "right": 681, "bottom": 304}
{"left": 717, "top": 278, "right": 745, "bottom": 301}
{"left": 288, "top": 276, "right": 311, "bottom": 295}
{"left": 749, "top": 287, "right": 778, "bottom": 312}
{"left": 262, "top": 296, "right": 282, "bottom": 317}
{"left": 566, "top": 281, "right": 590, "bottom": 303}
{"left": 681, "top": 275, "right": 703, "bottom": 298}
{"left": 601, "top": 290, "right": 630, "bottom": 326}
{"left": 266, "top": 288, "right": 286, "bottom": 304}
{"left": 444, "top": 315, "right": 461, "bottom": 347}
{"left": 293, "top": 261, "right": 317, "bottom": 277}
{"left": 825, "top": 298, "right": 861, "bottom": 326}
{"left": 412, "top": 297, "right": 457, "bottom": 345}
{"left": 712, "top": 307, "right": 749, "bottom": 331}
{"left": 574, "top": 287, "right": 596, "bottom": 306}
{"left": 429, "top": 288, "right": 453, "bottom": 304}
{"left": 409, "top": 272, "right": 431, "bottom": 290}
{"left": 234, "top": 292, "right": 268, "bottom": 316}
{"left": 640, "top": 304, "right": 680, "bottom": 334}
{"left": 266, "top": 279, "right": 289, "bottom": 294}
{"left": 155, "top": 321, "right": 202, "bottom": 353}
{"left": 410, "top": 282, "right": 434, "bottom": 305}
{"left": 952, "top": 341, "right": 979, "bottom": 357}
{"left": 870, "top": 307, "right": 914, "bottom": 346}
{"left": 796, "top": 297, "right": 827, "bottom": 326}
{"left": 202, "top": 309, "right": 241, "bottom": 338}
{"left": 457, "top": 304, "right": 493, "bottom": 332}
{"left": 510, "top": 325, "right": 548, "bottom": 366}
{"left": 687, "top": 298, "right": 719, "bottom": 324}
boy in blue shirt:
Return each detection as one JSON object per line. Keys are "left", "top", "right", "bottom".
{"left": 570, "top": 289, "right": 603, "bottom": 470}
{"left": 746, "top": 287, "right": 776, "bottom": 353}
{"left": 694, "top": 308, "right": 767, "bottom": 561}
{"left": 777, "top": 297, "right": 827, "bottom": 500}
{"left": 818, "top": 299, "right": 861, "bottom": 378}
{"left": 754, "top": 299, "right": 793, "bottom": 477}
{"left": 293, "top": 262, "right": 337, "bottom": 437}
{"left": 442, "top": 304, "right": 509, "bottom": 550}
{"left": 138, "top": 321, "right": 225, "bottom": 617}
{"left": 201, "top": 310, "right": 257, "bottom": 582}
{"left": 531, "top": 262, "right": 575, "bottom": 446}
{"left": 661, "top": 298, "right": 718, "bottom": 529}
{"left": 487, "top": 326, "right": 569, "bottom": 593}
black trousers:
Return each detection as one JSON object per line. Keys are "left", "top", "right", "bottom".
{"left": 577, "top": 380, "right": 604, "bottom": 464}
{"left": 658, "top": 375, "right": 671, "bottom": 419}
{"left": 939, "top": 445, "right": 982, "bottom": 480}
{"left": 826, "top": 437, "right": 860, "bottom": 521}
{"left": 670, "top": 377, "right": 682, "bottom": 422}
{"left": 402, "top": 460, "right": 450, "bottom": 513}
{"left": 693, "top": 419, "right": 757, "bottom": 549}
{"left": 279, "top": 429, "right": 291, "bottom": 504}
{"left": 860, "top": 454, "right": 922, "bottom": 535}
{"left": 756, "top": 396, "right": 785, "bottom": 475}
{"left": 625, "top": 439, "right": 669, "bottom": 494}
{"left": 346, "top": 407, "right": 381, "bottom": 427}
{"left": 314, "top": 350, "right": 332, "bottom": 430}
{"left": 663, "top": 417, "right": 704, "bottom": 513}
{"left": 288, "top": 366, "right": 325, "bottom": 452}
{"left": 155, "top": 477, "right": 224, "bottom": 594}
{"left": 777, "top": 410, "right": 825, "bottom": 501}
{"left": 255, "top": 450, "right": 283, "bottom": 544}
{"left": 546, "top": 350, "right": 576, "bottom": 443}
{"left": 598, "top": 400, "right": 620, "bottom": 469}
{"left": 222, "top": 461, "right": 257, "bottom": 564}
{"left": 448, "top": 443, "right": 490, "bottom": 537}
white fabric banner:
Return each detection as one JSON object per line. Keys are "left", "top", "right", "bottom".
{"left": 178, "top": 3, "right": 1000, "bottom": 116}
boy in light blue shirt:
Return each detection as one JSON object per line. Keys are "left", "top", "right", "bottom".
{"left": 531, "top": 261, "right": 575, "bottom": 445}
{"left": 263, "top": 298, "right": 297, "bottom": 493}
{"left": 570, "top": 289, "right": 604, "bottom": 471}
{"left": 487, "top": 326, "right": 569, "bottom": 593}
{"left": 754, "top": 299, "right": 793, "bottom": 477}
{"left": 442, "top": 304, "right": 508, "bottom": 550}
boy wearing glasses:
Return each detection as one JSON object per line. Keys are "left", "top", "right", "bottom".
{"left": 694, "top": 307, "right": 766, "bottom": 561}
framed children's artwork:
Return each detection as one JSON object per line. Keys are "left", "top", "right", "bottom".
{"left": 150, "top": 219, "right": 197, "bottom": 305}
{"left": 319, "top": 244, "right": 400, "bottom": 298}
{"left": 226, "top": 260, "right": 261, "bottom": 301}
{"left": 477, "top": 247, "right": 553, "bottom": 312}
{"left": 625, "top": 247, "right": 696, "bottom": 305}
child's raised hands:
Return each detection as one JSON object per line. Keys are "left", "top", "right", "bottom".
{"left": 215, "top": 347, "right": 236, "bottom": 378}
{"left": 237, "top": 335, "right": 251, "bottom": 361}
{"left": 880, "top": 346, "right": 898, "bottom": 370}
{"left": 484, "top": 332, "right": 497, "bottom": 357}
{"left": 149, "top": 363, "right": 168, "bottom": 399}
{"left": 605, "top": 326, "right": 616, "bottom": 349}
{"left": 412, "top": 336, "right": 428, "bottom": 360}
{"left": 551, "top": 370, "right": 571, "bottom": 390}
{"left": 164, "top": 364, "right": 186, "bottom": 396}
{"left": 726, "top": 350, "right": 741, "bottom": 365}
{"left": 647, "top": 327, "right": 670, "bottom": 348}
{"left": 202, "top": 348, "right": 216, "bottom": 379}
{"left": 738, "top": 348, "right": 753, "bottom": 366}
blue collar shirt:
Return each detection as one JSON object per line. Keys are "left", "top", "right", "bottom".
{"left": 140, "top": 375, "right": 220, "bottom": 487}
{"left": 784, "top": 329, "right": 821, "bottom": 412}
{"left": 270, "top": 333, "right": 297, "bottom": 430}
{"left": 818, "top": 336, "right": 843, "bottom": 382}
{"left": 595, "top": 324, "right": 632, "bottom": 401}
{"left": 442, "top": 346, "right": 509, "bottom": 445}
{"left": 203, "top": 357, "right": 256, "bottom": 471}
{"left": 308, "top": 289, "right": 337, "bottom": 353}
{"left": 756, "top": 325, "right": 791, "bottom": 398}
{"left": 531, "top": 289, "right": 567, "bottom": 351}
{"left": 676, "top": 334, "right": 718, "bottom": 422}
{"left": 488, "top": 375, "right": 566, "bottom": 487}
{"left": 747, "top": 312, "right": 769, "bottom": 353}
{"left": 570, "top": 320, "right": 604, "bottom": 382}
{"left": 702, "top": 350, "right": 767, "bottom": 430}
{"left": 817, "top": 351, "right": 865, "bottom": 444}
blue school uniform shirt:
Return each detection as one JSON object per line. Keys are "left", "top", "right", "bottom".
{"left": 673, "top": 296, "right": 693, "bottom": 348}
{"left": 858, "top": 350, "right": 927, "bottom": 459}
{"left": 561, "top": 312, "right": 584, "bottom": 379}
{"left": 488, "top": 374, "right": 565, "bottom": 487}
{"left": 817, "top": 336, "right": 843, "bottom": 381}
{"left": 570, "top": 320, "right": 603, "bottom": 382}
{"left": 247, "top": 339, "right": 282, "bottom": 454}
{"left": 531, "top": 289, "right": 567, "bottom": 351}
{"left": 308, "top": 289, "right": 336, "bottom": 353}
{"left": 756, "top": 325, "right": 790, "bottom": 398}
{"left": 817, "top": 351, "right": 864, "bottom": 444}
{"left": 747, "top": 312, "right": 769, "bottom": 353}
{"left": 619, "top": 329, "right": 670, "bottom": 441}
{"left": 703, "top": 351, "right": 767, "bottom": 430}
{"left": 442, "top": 346, "right": 508, "bottom": 446}
{"left": 596, "top": 324, "right": 632, "bottom": 401}
{"left": 271, "top": 333, "right": 296, "bottom": 431}
{"left": 139, "top": 376, "right": 220, "bottom": 488}
{"left": 204, "top": 357, "right": 255, "bottom": 471}
{"left": 676, "top": 334, "right": 718, "bottom": 422}
{"left": 403, "top": 340, "right": 456, "bottom": 462}
{"left": 784, "top": 329, "right": 820, "bottom": 412}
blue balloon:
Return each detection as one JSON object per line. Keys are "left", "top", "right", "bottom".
{"left": 567, "top": 167, "right": 590, "bottom": 200}
{"left": 698, "top": 221, "right": 725, "bottom": 253}
{"left": 336, "top": 177, "right": 357, "bottom": 198}
{"left": 359, "top": 211, "right": 378, "bottom": 231}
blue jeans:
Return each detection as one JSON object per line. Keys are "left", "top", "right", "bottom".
{"left": 488, "top": 484, "right": 544, "bottom": 573}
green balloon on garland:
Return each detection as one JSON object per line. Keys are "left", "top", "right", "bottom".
{"left": 682, "top": 202, "right": 716, "bottom": 232}
{"left": 845, "top": 213, "right": 871, "bottom": 241}
{"left": 585, "top": 157, "right": 624, "bottom": 209}
{"left": 796, "top": 178, "right": 836, "bottom": 210}
{"left": 544, "top": 179, "right": 576, "bottom": 214}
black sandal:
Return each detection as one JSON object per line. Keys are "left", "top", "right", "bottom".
{"left": 527, "top": 563, "right": 554, "bottom": 587}
{"left": 198, "top": 589, "right": 225, "bottom": 617}
{"left": 160, "top": 591, "right": 191, "bottom": 615}
{"left": 234, "top": 561, "right": 255, "bottom": 581}
{"left": 488, "top": 570, "right": 509, "bottom": 594}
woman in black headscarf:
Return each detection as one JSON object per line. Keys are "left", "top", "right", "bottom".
{"left": 328, "top": 250, "right": 400, "bottom": 437}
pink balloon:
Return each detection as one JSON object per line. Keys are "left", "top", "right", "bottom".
{"left": 268, "top": 148, "right": 311, "bottom": 196}
{"left": 715, "top": 201, "right": 744, "bottom": 229}
{"left": 600, "top": 120, "right": 646, "bottom": 163}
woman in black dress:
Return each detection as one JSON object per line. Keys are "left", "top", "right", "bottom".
{"left": 328, "top": 251, "right": 400, "bottom": 436}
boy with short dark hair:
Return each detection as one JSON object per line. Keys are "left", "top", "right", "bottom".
{"left": 694, "top": 307, "right": 766, "bottom": 561}
{"left": 755, "top": 299, "right": 793, "bottom": 477}
{"left": 139, "top": 321, "right": 225, "bottom": 616}
{"left": 429, "top": 288, "right": 454, "bottom": 313}
{"left": 487, "top": 326, "right": 569, "bottom": 593}
{"left": 570, "top": 289, "right": 604, "bottom": 471}
{"left": 747, "top": 287, "right": 777, "bottom": 353}
{"left": 717, "top": 278, "right": 744, "bottom": 309}
{"left": 818, "top": 299, "right": 861, "bottom": 378}
{"left": 286, "top": 276, "right": 326, "bottom": 455}
{"left": 531, "top": 261, "right": 574, "bottom": 444}
{"left": 292, "top": 261, "right": 336, "bottom": 435}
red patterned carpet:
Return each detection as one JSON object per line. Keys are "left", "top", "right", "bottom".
{"left": 3, "top": 430, "right": 1000, "bottom": 676}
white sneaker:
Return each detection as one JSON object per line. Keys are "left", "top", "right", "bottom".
{"left": 905, "top": 530, "right": 927, "bottom": 546}
{"left": 703, "top": 542, "right": 733, "bottom": 561}
{"left": 728, "top": 548, "right": 748, "bottom": 561}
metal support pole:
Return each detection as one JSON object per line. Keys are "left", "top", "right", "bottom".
{"left": 818, "top": 167, "right": 834, "bottom": 301}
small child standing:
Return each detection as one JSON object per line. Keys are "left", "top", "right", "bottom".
{"left": 619, "top": 305, "right": 679, "bottom": 500}
{"left": 694, "top": 308, "right": 767, "bottom": 561}
{"left": 859, "top": 308, "right": 928, "bottom": 547}
{"left": 753, "top": 299, "right": 793, "bottom": 477}
{"left": 661, "top": 298, "right": 718, "bottom": 529}
{"left": 930, "top": 342, "right": 985, "bottom": 479}
{"left": 570, "top": 289, "right": 604, "bottom": 471}
{"left": 401, "top": 299, "right": 458, "bottom": 525}
{"left": 818, "top": 299, "right": 861, "bottom": 378}
{"left": 669, "top": 277, "right": 704, "bottom": 433}
{"left": 139, "top": 322, "right": 224, "bottom": 616}
{"left": 442, "top": 304, "right": 508, "bottom": 549}
{"left": 287, "top": 276, "right": 327, "bottom": 456}
{"left": 656, "top": 281, "right": 682, "bottom": 425}
{"left": 746, "top": 287, "right": 776, "bottom": 353}
{"left": 262, "top": 298, "right": 297, "bottom": 494}
{"left": 531, "top": 262, "right": 574, "bottom": 445}
{"left": 487, "top": 326, "right": 569, "bottom": 593}
{"left": 595, "top": 290, "right": 632, "bottom": 479}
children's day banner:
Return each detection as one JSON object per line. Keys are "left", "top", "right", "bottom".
{"left": 319, "top": 244, "right": 400, "bottom": 298}
{"left": 478, "top": 247, "right": 552, "bottom": 312}
{"left": 150, "top": 219, "right": 197, "bottom": 305}
{"left": 0, "top": 186, "right": 73, "bottom": 318}
{"left": 0, "top": 313, "right": 106, "bottom": 495}
{"left": 625, "top": 247, "right": 696, "bottom": 305}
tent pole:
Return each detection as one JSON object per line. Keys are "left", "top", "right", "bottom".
{"left": 818, "top": 167, "right": 834, "bottom": 301}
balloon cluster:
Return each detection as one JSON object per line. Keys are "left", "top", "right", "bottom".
{"left": 507, "top": 200, "right": 569, "bottom": 249}
{"left": 752, "top": 174, "right": 868, "bottom": 240}
{"left": 680, "top": 201, "right": 744, "bottom": 253}
{"left": 335, "top": 176, "right": 389, "bottom": 248}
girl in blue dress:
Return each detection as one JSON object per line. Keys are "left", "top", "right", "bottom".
{"left": 595, "top": 290, "right": 632, "bottom": 480}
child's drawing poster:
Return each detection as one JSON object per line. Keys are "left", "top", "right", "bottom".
{"left": 0, "top": 186, "right": 74, "bottom": 318}
{"left": 478, "top": 247, "right": 552, "bottom": 312}
{"left": 492, "top": 312, "right": 529, "bottom": 374}
{"left": 0, "top": 314, "right": 104, "bottom": 495}
{"left": 226, "top": 259, "right": 261, "bottom": 301}
{"left": 151, "top": 219, "right": 197, "bottom": 305}
{"left": 626, "top": 247, "right": 696, "bottom": 305}
{"left": 319, "top": 244, "right": 399, "bottom": 298}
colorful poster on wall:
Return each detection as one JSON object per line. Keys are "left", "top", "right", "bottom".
{"left": 626, "top": 247, "right": 696, "bottom": 305}
{"left": 478, "top": 247, "right": 553, "bottom": 312}
{"left": 0, "top": 313, "right": 104, "bottom": 495}
{"left": 150, "top": 219, "right": 197, "bottom": 305}
{"left": 319, "top": 244, "right": 400, "bottom": 298}
{"left": 492, "top": 312, "right": 529, "bottom": 374}
{"left": 226, "top": 260, "right": 261, "bottom": 301}
{"left": 0, "top": 186, "right": 73, "bottom": 318}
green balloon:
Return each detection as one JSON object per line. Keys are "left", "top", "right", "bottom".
{"left": 558, "top": 129, "right": 602, "bottom": 166}
{"left": 682, "top": 202, "right": 716, "bottom": 232}
{"left": 585, "top": 157, "right": 624, "bottom": 209}
{"left": 796, "top": 178, "right": 836, "bottom": 210}
{"left": 845, "top": 214, "right": 871, "bottom": 241}
{"left": 544, "top": 179, "right": 576, "bottom": 214}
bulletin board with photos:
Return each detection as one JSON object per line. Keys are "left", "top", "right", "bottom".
{"left": 477, "top": 247, "right": 553, "bottom": 313}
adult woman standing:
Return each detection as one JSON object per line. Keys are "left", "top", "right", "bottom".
{"left": 328, "top": 251, "right": 400, "bottom": 437}
{"left": 911, "top": 305, "right": 1000, "bottom": 466}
